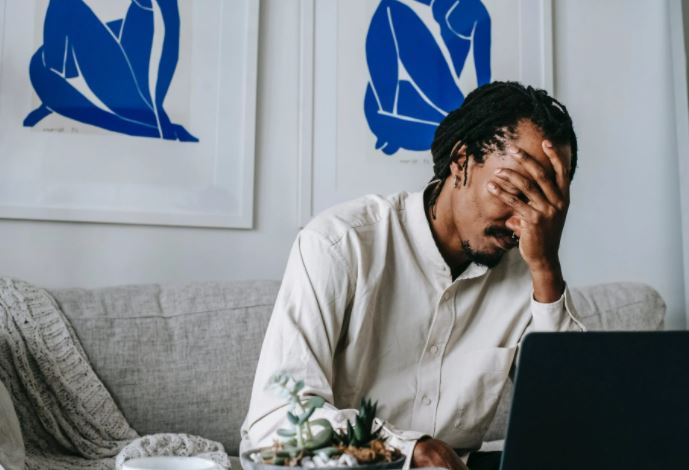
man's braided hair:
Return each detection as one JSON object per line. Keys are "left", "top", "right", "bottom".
{"left": 428, "top": 81, "right": 577, "bottom": 211}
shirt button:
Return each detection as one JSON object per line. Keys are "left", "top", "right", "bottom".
{"left": 429, "top": 344, "right": 439, "bottom": 355}
{"left": 422, "top": 395, "right": 432, "bottom": 406}
{"left": 441, "top": 293, "right": 450, "bottom": 302}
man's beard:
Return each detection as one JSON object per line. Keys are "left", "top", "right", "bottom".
{"left": 461, "top": 225, "right": 519, "bottom": 268}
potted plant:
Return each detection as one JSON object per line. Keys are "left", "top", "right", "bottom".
{"left": 241, "top": 372, "right": 405, "bottom": 469}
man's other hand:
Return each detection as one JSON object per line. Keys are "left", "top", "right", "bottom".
{"left": 412, "top": 437, "right": 469, "bottom": 470}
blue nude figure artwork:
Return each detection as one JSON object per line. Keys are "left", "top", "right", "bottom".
{"left": 365, "top": 0, "right": 491, "bottom": 155}
{"left": 23, "top": 0, "right": 198, "bottom": 142}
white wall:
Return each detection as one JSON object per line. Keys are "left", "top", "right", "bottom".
{"left": 0, "top": 0, "right": 685, "bottom": 327}
{"left": 555, "top": 0, "right": 687, "bottom": 329}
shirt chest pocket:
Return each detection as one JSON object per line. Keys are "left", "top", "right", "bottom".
{"left": 451, "top": 346, "right": 517, "bottom": 438}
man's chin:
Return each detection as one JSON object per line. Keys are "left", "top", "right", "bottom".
{"left": 461, "top": 239, "right": 511, "bottom": 268}
{"left": 465, "top": 246, "right": 507, "bottom": 268}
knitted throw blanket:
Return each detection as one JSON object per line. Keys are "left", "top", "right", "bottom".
{"left": 0, "top": 278, "right": 230, "bottom": 470}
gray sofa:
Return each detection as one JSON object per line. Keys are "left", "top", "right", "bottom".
{"left": 38, "top": 280, "right": 665, "bottom": 467}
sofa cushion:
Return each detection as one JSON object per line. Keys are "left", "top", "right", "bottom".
{"left": 49, "top": 281, "right": 280, "bottom": 457}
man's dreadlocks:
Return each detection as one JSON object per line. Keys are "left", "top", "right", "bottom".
{"left": 427, "top": 81, "right": 577, "bottom": 216}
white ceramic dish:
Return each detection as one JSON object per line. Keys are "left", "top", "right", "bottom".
{"left": 122, "top": 456, "right": 217, "bottom": 470}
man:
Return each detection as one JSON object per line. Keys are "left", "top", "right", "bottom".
{"left": 240, "top": 82, "right": 584, "bottom": 470}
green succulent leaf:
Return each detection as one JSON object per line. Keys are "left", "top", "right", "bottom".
{"left": 303, "top": 396, "right": 325, "bottom": 409}
{"left": 298, "top": 406, "right": 316, "bottom": 424}
{"left": 287, "top": 411, "right": 299, "bottom": 425}
{"left": 309, "top": 418, "right": 333, "bottom": 433}
{"left": 353, "top": 416, "right": 366, "bottom": 444}
{"left": 277, "top": 428, "right": 296, "bottom": 438}
{"left": 304, "top": 426, "right": 334, "bottom": 450}
{"left": 344, "top": 420, "right": 355, "bottom": 445}
{"left": 294, "top": 380, "right": 305, "bottom": 392}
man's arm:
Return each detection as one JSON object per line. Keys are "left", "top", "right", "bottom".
{"left": 487, "top": 140, "right": 585, "bottom": 332}
{"left": 240, "top": 230, "right": 352, "bottom": 449}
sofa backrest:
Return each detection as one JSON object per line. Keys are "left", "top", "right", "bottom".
{"left": 50, "top": 280, "right": 665, "bottom": 455}
{"left": 50, "top": 281, "right": 280, "bottom": 456}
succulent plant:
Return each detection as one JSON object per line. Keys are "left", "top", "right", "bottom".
{"left": 252, "top": 372, "right": 401, "bottom": 467}
{"left": 259, "top": 372, "right": 336, "bottom": 465}
{"left": 334, "top": 399, "right": 382, "bottom": 448}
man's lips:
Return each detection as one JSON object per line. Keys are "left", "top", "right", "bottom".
{"left": 494, "top": 235, "right": 519, "bottom": 250}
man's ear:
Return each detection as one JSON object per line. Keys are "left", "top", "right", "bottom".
{"left": 449, "top": 143, "right": 468, "bottom": 182}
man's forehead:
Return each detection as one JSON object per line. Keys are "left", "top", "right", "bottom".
{"left": 510, "top": 121, "right": 571, "bottom": 173}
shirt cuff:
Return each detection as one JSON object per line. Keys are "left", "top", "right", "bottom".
{"left": 530, "top": 285, "right": 586, "bottom": 331}
{"left": 376, "top": 419, "right": 427, "bottom": 470}
{"left": 531, "top": 288, "right": 565, "bottom": 314}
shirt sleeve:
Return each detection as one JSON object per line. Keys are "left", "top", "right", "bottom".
{"left": 529, "top": 284, "right": 586, "bottom": 332}
{"left": 239, "top": 229, "right": 423, "bottom": 469}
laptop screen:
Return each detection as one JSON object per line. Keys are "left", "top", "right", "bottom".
{"left": 500, "top": 331, "right": 689, "bottom": 470}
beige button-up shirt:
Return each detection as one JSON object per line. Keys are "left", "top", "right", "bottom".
{"left": 240, "top": 190, "right": 583, "bottom": 466}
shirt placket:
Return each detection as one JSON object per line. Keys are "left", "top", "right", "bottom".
{"left": 411, "top": 284, "right": 455, "bottom": 435}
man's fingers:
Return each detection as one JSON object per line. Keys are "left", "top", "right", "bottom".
{"left": 491, "top": 174, "right": 522, "bottom": 196}
{"left": 507, "top": 145, "right": 565, "bottom": 208}
{"left": 541, "top": 140, "right": 571, "bottom": 198}
{"left": 487, "top": 180, "right": 541, "bottom": 224}
{"left": 494, "top": 169, "right": 552, "bottom": 212}
{"left": 412, "top": 438, "right": 469, "bottom": 470}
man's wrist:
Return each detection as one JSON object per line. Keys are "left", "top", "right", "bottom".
{"left": 530, "top": 260, "right": 565, "bottom": 303}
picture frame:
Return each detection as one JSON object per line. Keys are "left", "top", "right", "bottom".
{"left": 298, "top": 0, "right": 554, "bottom": 225}
{"left": 669, "top": 0, "right": 689, "bottom": 325}
{"left": 0, "top": 0, "right": 259, "bottom": 228}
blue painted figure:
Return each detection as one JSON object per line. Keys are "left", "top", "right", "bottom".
{"left": 365, "top": 0, "right": 491, "bottom": 155}
{"left": 24, "top": 0, "right": 198, "bottom": 142}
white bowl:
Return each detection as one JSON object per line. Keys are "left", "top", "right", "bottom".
{"left": 122, "top": 456, "right": 217, "bottom": 470}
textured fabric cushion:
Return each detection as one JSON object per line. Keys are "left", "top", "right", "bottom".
{"left": 483, "top": 282, "right": 666, "bottom": 442}
{"left": 0, "top": 379, "right": 24, "bottom": 470}
{"left": 49, "top": 281, "right": 280, "bottom": 457}
{"left": 569, "top": 282, "right": 665, "bottom": 330}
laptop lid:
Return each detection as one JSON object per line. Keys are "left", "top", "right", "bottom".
{"left": 500, "top": 331, "right": 689, "bottom": 470}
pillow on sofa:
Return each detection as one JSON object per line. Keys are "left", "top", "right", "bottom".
{"left": 0, "top": 380, "right": 24, "bottom": 470}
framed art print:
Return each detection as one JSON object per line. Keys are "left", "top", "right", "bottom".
{"left": 0, "top": 0, "right": 259, "bottom": 228}
{"left": 299, "top": 0, "right": 553, "bottom": 223}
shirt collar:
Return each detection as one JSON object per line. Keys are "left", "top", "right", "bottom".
{"left": 405, "top": 183, "right": 489, "bottom": 282}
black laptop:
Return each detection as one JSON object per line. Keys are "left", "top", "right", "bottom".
{"left": 500, "top": 332, "right": 689, "bottom": 470}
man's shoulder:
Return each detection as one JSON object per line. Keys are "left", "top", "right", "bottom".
{"left": 303, "top": 191, "right": 413, "bottom": 244}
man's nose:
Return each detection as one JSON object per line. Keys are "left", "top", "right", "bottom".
{"left": 505, "top": 215, "right": 521, "bottom": 231}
